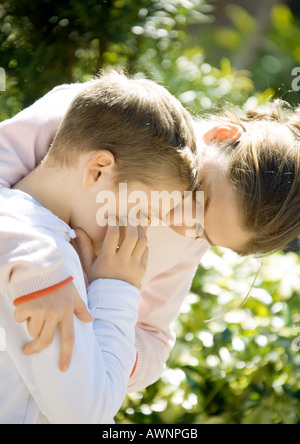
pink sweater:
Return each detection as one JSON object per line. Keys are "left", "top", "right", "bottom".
{"left": 0, "top": 84, "right": 210, "bottom": 392}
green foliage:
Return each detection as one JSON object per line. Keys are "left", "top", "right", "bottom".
{"left": 192, "top": 2, "right": 300, "bottom": 105}
{"left": 1, "top": 0, "right": 300, "bottom": 425}
{"left": 117, "top": 250, "right": 300, "bottom": 424}
{"left": 0, "top": 0, "right": 210, "bottom": 110}
{"left": 0, "top": 0, "right": 268, "bottom": 119}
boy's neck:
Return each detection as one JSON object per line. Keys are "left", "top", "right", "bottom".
{"left": 14, "top": 165, "right": 73, "bottom": 225}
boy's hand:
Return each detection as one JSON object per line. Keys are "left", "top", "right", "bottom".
{"left": 14, "top": 282, "right": 93, "bottom": 372}
{"left": 74, "top": 217, "right": 149, "bottom": 289}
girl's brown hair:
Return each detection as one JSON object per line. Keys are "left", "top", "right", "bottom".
{"left": 217, "top": 100, "right": 300, "bottom": 256}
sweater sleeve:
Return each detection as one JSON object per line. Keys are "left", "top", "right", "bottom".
{"left": 0, "top": 83, "right": 85, "bottom": 299}
{"left": 0, "top": 201, "right": 71, "bottom": 301}
{"left": 127, "top": 242, "right": 210, "bottom": 393}
{"left": 0, "top": 83, "right": 85, "bottom": 188}
{"left": 0, "top": 277, "right": 140, "bottom": 424}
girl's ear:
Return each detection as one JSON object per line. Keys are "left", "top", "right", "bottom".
{"left": 203, "top": 124, "right": 243, "bottom": 143}
{"left": 82, "top": 151, "right": 115, "bottom": 188}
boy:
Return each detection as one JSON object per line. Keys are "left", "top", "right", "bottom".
{"left": 0, "top": 72, "right": 209, "bottom": 394}
{"left": 0, "top": 68, "right": 199, "bottom": 423}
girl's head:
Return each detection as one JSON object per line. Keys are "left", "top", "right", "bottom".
{"left": 183, "top": 101, "right": 300, "bottom": 256}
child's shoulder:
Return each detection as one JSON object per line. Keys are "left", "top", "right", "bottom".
{"left": 0, "top": 187, "right": 75, "bottom": 241}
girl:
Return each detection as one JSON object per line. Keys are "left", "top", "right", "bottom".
{"left": 1, "top": 84, "right": 300, "bottom": 393}
{"left": 174, "top": 101, "right": 300, "bottom": 257}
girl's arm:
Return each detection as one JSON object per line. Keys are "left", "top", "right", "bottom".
{"left": 0, "top": 83, "right": 85, "bottom": 187}
{"left": 0, "top": 83, "right": 89, "bottom": 369}
{"left": 128, "top": 241, "right": 209, "bottom": 392}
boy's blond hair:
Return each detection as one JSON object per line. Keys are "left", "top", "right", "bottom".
{"left": 44, "top": 68, "right": 198, "bottom": 191}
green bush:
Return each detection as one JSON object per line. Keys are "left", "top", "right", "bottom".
{"left": 117, "top": 250, "right": 300, "bottom": 424}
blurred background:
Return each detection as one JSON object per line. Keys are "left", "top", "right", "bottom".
{"left": 1, "top": 0, "right": 300, "bottom": 424}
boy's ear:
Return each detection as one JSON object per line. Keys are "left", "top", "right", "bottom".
{"left": 203, "top": 124, "right": 243, "bottom": 144}
{"left": 82, "top": 151, "right": 115, "bottom": 188}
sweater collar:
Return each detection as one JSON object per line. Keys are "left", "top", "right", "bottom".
{"left": 0, "top": 187, "right": 76, "bottom": 242}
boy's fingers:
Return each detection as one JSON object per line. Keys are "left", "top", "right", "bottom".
{"left": 132, "top": 226, "right": 148, "bottom": 260}
{"left": 59, "top": 314, "right": 75, "bottom": 372}
{"left": 118, "top": 219, "right": 139, "bottom": 257}
{"left": 141, "top": 246, "right": 149, "bottom": 269}
{"left": 100, "top": 216, "right": 120, "bottom": 255}
{"left": 73, "top": 292, "right": 93, "bottom": 323}
{"left": 27, "top": 317, "right": 45, "bottom": 338}
{"left": 143, "top": 224, "right": 150, "bottom": 234}
{"left": 14, "top": 305, "right": 30, "bottom": 323}
{"left": 22, "top": 320, "right": 57, "bottom": 356}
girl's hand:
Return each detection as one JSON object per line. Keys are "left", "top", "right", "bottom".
{"left": 14, "top": 282, "right": 93, "bottom": 372}
{"left": 74, "top": 217, "right": 149, "bottom": 289}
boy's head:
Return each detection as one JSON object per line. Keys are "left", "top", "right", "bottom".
{"left": 42, "top": 68, "right": 199, "bottom": 243}
{"left": 44, "top": 68, "right": 198, "bottom": 190}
